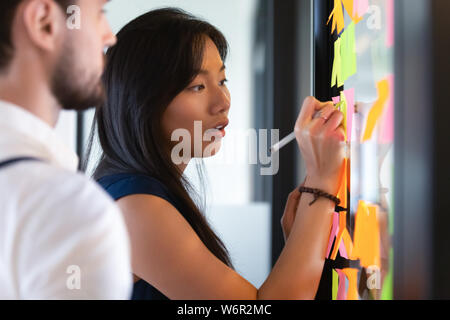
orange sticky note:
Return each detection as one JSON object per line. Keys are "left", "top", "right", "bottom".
{"left": 342, "top": 228, "right": 353, "bottom": 258}
{"left": 330, "top": 159, "right": 348, "bottom": 260}
{"left": 351, "top": 200, "right": 367, "bottom": 261}
{"left": 362, "top": 79, "right": 390, "bottom": 142}
{"left": 328, "top": 0, "right": 345, "bottom": 34}
{"left": 342, "top": 268, "right": 359, "bottom": 300}
{"left": 351, "top": 201, "right": 381, "bottom": 268}
{"left": 366, "top": 204, "right": 381, "bottom": 268}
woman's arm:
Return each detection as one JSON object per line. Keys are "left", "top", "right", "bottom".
{"left": 118, "top": 96, "right": 345, "bottom": 300}
{"left": 257, "top": 176, "right": 337, "bottom": 299}
{"left": 117, "top": 194, "right": 258, "bottom": 300}
{"left": 259, "top": 97, "right": 346, "bottom": 299}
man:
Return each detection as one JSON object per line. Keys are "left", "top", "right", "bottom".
{"left": 0, "top": 0, "right": 132, "bottom": 299}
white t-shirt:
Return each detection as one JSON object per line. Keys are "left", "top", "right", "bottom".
{"left": 0, "top": 101, "right": 132, "bottom": 299}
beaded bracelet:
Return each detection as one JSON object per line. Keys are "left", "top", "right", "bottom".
{"left": 298, "top": 186, "right": 341, "bottom": 207}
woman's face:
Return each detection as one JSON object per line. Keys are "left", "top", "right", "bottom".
{"left": 162, "top": 37, "right": 231, "bottom": 161}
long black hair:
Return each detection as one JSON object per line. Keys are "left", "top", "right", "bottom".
{"left": 85, "top": 8, "right": 233, "bottom": 268}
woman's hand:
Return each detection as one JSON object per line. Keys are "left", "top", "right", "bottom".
{"left": 281, "top": 178, "right": 307, "bottom": 241}
{"left": 294, "top": 97, "right": 346, "bottom": 195}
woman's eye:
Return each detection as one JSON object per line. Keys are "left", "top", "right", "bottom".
{"left": 191, "top": 85, "right": 205, "bottom": 92}
{"left": 220, "top": 79, "right": 228, "bottom": 86}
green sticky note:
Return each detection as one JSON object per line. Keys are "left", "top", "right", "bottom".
{"left": 331, "top": 37, "right": 343, "bottom": 88}
{"left": 381, "top": 249, "right": 394, "bottom": 300}
{"left": 341, "top": 22, "right": 357, "bottom": 82}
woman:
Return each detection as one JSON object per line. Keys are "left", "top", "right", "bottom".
{"left": 87, "top": 8, "right": 345, "bottom": 299}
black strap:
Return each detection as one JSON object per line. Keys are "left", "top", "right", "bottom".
{"left": 0, "top": 157, "right": 41, "bottom": 170}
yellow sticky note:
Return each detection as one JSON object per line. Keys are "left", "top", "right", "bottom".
{"left": 332, "top": 269, "right": 339, "bottom": 300}
{"left": 331, "top": 38, "right": 343, "bottom": 88}
{"left": 362, "top": 79, "right": 390, "bottom": 142}
{"left": 339, "top": 91, "right": 348, "bottom": 139}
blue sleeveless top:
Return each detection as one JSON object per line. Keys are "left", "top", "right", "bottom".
{"left": 97, "top": 173, "right": 184, "bottom": 300}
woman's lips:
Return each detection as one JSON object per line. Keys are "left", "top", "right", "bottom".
{"left": 219, "top": 128, "right": 226, "bottom": 137}
{"left": 210, "top": 127, "right": 226, "bottom": 138}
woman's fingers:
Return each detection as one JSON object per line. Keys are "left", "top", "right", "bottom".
{"left": 324, "top": 110, "right": 344, "bottom": 132}
{"left": 296, "top": 97, "right": 329, "bottom": 128}
{"left": 318, "top": 104, "right": 337, "bottom": 121}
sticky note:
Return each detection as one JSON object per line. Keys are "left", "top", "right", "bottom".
{"left": 337, "top": 269, "right": 348, "bottom": 300}
{"left": 362, "top": 79, "right": 389, "bottom": 142}
{"left": 342, "top": 268, "right": 359, "bottom": 300}
{"left": 326, "top": 212, "right": 340, "bottom": 258}
{"left": 337, "top": 158, "right": 348, "bottom": 205}
{"left": 386, "top": 0, "right": 394, "bottom": 47}
{"left": 351, "top": 201, "right": 381, "bottom": 268}
{"left": 380, "top": 75, "right": 394, "bottom": 144}
{"left": 333, "top": 88, "right": 355, "bottom": 141}
{"left": 331, "top": 37, "right": 343, "bottom": 88}
{"left": 344, "top": 88, "right": 355, "bottom": 141}
{"left": 340, "top": 92, "right": 348, "bottom": 139}
{"left": 341, "top": 22, "right": 357, "bottom": 82}
{"left": 330, "top": 208, "right": 347, "bottom": 260}
{"left": 366, "top": 204, "right": 381, "bottom": 268}
{"left": 351, "top": 200, "right": 367, "bottom": 262}
{"left": 328, "top": 0, "right": 345, "bottom": 34}
{"left": 342, "top": 0, "right": 367, "bottom": 23}
{"left": 341, "top": 228, "right": 353, "bottom": 258}
{"left": 332, "top": 269, "right": 339, "bottom": 300}
{"left": 332, "top": 96, "right": 340, "bottom": 105}
{"left": 332, "top": 95, "right": 346, "bottom": 140}
{"left": 353, "top": 0, "right": 369, "bottom": 18}
{"left": 330, "top": 159, "right": 348, "bottom": 260}
{"left": 331, "top": 23, "right": 357, "bottom": 88}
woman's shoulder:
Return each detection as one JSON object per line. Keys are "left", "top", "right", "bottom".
{"left": 97, "top": 173, "right": 175, "bottom": 205}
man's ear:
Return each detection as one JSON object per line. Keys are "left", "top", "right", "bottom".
{"left": 21, "top": 0, "right": 66, "bottom": 52}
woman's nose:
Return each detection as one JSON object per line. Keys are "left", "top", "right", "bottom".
{"left": 210, "top": 86, "right": 231, "bottom": 114}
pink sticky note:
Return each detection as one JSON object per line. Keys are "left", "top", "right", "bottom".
{"left": 380, "top": 75, "right": 394, "bottom": 144}
{"left": 354, "top": 0, "right": 369, "bottom": 18}
{"left": 332, "top": 96, "right": 340, "bottom": 105}
{"left": 386, "top": 0, "right": 394, "bottom": 47}
{"left": 344, "top": 88, "right": 355, "bottom": 141}
{"left": 326, "top": 212, "right": 340, "bottom": 258}
{"left": 337, "top": 269, "right": 348, "bottom": 300}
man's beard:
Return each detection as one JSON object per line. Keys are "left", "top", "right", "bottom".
{"left": 51, "top": 44, "right": 106, "bottom": 111}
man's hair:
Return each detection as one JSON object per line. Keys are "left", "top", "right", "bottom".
{"left": 0, "top": 0, "right": 73, "bottom": 71}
